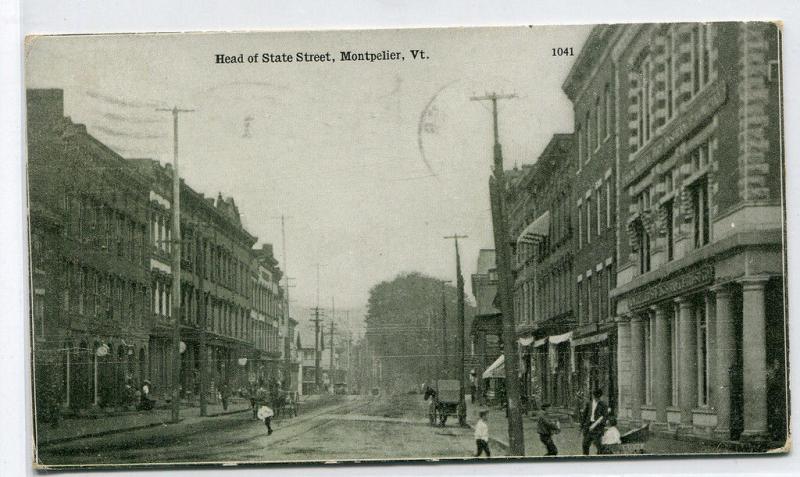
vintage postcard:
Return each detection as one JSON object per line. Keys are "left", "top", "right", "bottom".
{"left": 25, "top": 23, "right": 788, "bottom": 469}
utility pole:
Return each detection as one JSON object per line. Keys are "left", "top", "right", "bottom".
{"left": 439, "top": 279, "right": 452, "bottom": 379}
{"left": 330, "top": 298, "right": 336, "bottom": 378}
{"left": 270, "top": 215, "right": 293, "bottom": 387}
{"left": 157, "top": 106, "right": 194, "bottom": 424}
{"left": 444, "top": 234, "right": 468, "bottom": 425}
{"left": 311, "top": 307, "right": 324, "bottom": 393}
{"left": 472, "top": 92, "right": 525, "bottom": 455}
{"left": 197, "top": 228, "right": 207, "bottom": 416}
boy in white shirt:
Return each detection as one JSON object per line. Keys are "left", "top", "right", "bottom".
{"left": 474, "top": 410, "right": 490, "bottom": 457}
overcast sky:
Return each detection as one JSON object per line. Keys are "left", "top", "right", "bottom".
{"left": 25, "top": 25, "right": 592, "bottom": 329}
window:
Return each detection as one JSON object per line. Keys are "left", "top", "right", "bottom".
{"left": 691, "top": 178, "right": 710, "bottom": 248}
{"left": 576, "top": 280, "right": 582, "bottom": 323}
{"left": 596, "top": 188, "right": 602, "bottom": 235}
{"left": 604, "top": 83, "right": 612, "bottom": 139}
{"left": 692, "top": 24, "right": 711, "bottom": 95}
{"left": 585, "top": 111, "right": 592, "bottom": 163}
{"left": 587, "top": 275, "right": 593, "bottom": 323}
{"left": 586, "top": 197, "right": 592, "bottom": 244}
{"left": 645, "top": 315, "right": 653, "bottom": 404}
{"left": 576, "top": 124, "right": 583, "bottom": 170}
{"left": 666, "top": 27, "right": 674, "bottom": 119}
{"left": 697, "top": 302, "right": 710, "bottom": 406}
{"left": 671, "top": 305, "right": 679, "bottom": 406}
{"left": 595, "top": 97, "right": 602, "bottom": 149}
{"left": 665, "top": 199, "right": 675, "bottom": 261}
{"left": 606, "top": 179, "right": 613, "bottom": 228}
{"left": 577, "top": 203, "right": 583, "bottom": 249}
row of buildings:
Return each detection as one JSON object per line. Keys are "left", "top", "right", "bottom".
{"left": 28, "top": 89, "right": 298, "bottom": 414}
{"left": 471, "top": 22, "right": 786, "bottom": 446}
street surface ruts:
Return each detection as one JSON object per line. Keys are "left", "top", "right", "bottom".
{"left": 37, "top": 394, "right": 478, "bottom": 466}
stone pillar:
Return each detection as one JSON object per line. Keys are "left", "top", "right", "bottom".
{"left": 739, "top": 276, "right": 770, "bottom": 442}
{"left": 616, "top": 316, "right": 632, "bottom": 422}
{"left": 652, "top": 303, "right": 671, "bottom": 427}
{"left": 629, "top": 314, "right": 645, "bottom": 425}
{"left": 712, "top": 283, "right": 734, "bottom": 440}
{"left": 676, "top": 296, "right": 697, "bottom": 432}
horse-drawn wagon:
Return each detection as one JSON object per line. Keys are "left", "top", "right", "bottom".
{"left": 424, "top": 379, "right": 466, "bottom": 427}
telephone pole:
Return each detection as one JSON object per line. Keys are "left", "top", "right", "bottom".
{"left": 471, "top": 91, "right": 525, "bottom": 455}
{"left": 444, "top": 234, "right": 468, "bottom": 426}
{"left": 157, "top": 106, "right": 194, "bottom": 424}
{"left": 311, "top": 307, "right": 324, "bottom": 393}
{"left": 329, "top": 319, "right": 335, "bottom": 384}
{"left": 439, "top": 279, "right": 452, "bottom": 379}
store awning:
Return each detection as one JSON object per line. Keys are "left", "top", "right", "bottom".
{"left": 533, "top": 337, "right": 548, "bottom": 348}
{"left": 518, "top": 336, "right": 535, "bottom": 346}
{"left": 549, "top": 331, "right": 573, "bottom": 345}
{"left": 482, "top": 355, "right": 505, "bottom": 379}
{"left": 517, "top": 211, "right": 551, "bottom": 245}
{"left": 572, "top": 332, "right": 608, "bottom": 347}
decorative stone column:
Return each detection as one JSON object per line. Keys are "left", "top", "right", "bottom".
{"left": 676, "top": 296, "right": 697, "bottom": 432}
{"left": 629, "top": 314, "right": 645, "bottom": 425}
{"left": 652, "top": 303, "right": 671, "bottom": 427}
{"left": 616, "top": 315, "right": 632, "bottom": 421}
{"left": 739, "top": 276, "right": 770, "bottom": 442}
{"left": 712, "top": 284, "right": 734, "bottom": 440}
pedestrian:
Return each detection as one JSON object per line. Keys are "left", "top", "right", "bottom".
{"left": 600, "top": 416, "right": 622, "bottom": 454}
{"left": 580, "top": 387, "right": 608, "bottom": 455}
{"left": 469, "top": 370, "right": 477, "bottom": 404}
{"left": 220, "top": 382, "right": 230, "bottom": 411}
{"left": 257, "top": 404, "right": 275, "bottom": 435}
{"left": 138, "top": 379, "right": 154, "bottom": 411}
{"left": 536, "top": 403, "right": 560, "bottom": 456}
{"left": 474, "top": 410, "right": 491, "bottom": 457}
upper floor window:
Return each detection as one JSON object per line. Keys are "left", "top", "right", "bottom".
{"left": 691, "top": 177, "right": 710, "bottom": 249}
{"left": 576, "top": 124, "right": 583, "bottom": 170}
{"left": 595, "top": 97, "right": 602, "bottom": 149}
{"left": 585, "top": 111, "right": 592, "bottom": 163}
{"left": 604, "top": 83, "right": 612, "bottom": 139}
{"left": 692, "top": 24, "right": 711, "bottom": 95}
{"left": 666, "top": 28, "right": 675, "bottom": 120}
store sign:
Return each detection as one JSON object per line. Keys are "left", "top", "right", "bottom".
{"left": 626, "top": 265, "right": 714, "bottom": 309}
{"left": 623, "top": 80, "right": 727, "bottom": 188}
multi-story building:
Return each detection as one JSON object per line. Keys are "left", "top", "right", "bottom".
{"left": 28, "top": 88, "right": 290, "bottom": 416}
{"left": 28, "top": 89, "right": 153, "bottom": 411}
{"left": 565, "top": 23, "right": 786, "bottom": 445}
{"left": 470, "top": 249, "right": 503, "bottom": 404}
{"left": 562, "top": 27, "right": 620, "bottom": 412}
{"left": 130, "top": 159, "right": 261, "bottom": 399}
{"left": 251, "top": 244, "right": 285, "bottom": 386}
{"left": 513, "top": 134, "right": 576, "bottom": 409}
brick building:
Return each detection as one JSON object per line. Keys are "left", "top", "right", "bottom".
{"left": 28, "top": 88, "right": 291, "bottom": 417}
{"left": 562, "top": 26, "right": 622, "bottom": 412}
{"left": 512, "top": 134, "right": 576, "bottom": 410}
{"left": 28, "top": 89, "right": 153, "bottom": 411}
{"left": 564, "top": 23, "right": 785, "bottom": 445}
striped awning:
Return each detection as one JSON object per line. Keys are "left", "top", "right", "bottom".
{"left": 482, "top": 355, "right": 505, "bottom": 379}
{"left": 517, "top": 211, "right": 550, "bottom": 245}
{"left": 571, "top": 332, "right": 608, "bottom": 347}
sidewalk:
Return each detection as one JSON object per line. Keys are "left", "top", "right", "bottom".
{"left": 37, "top": 399, "right": 251, "bottom": 445}
{"left": 466, "top": 398, "right": 735, "bottom": 457}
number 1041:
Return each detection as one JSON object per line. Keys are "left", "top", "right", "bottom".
{"left": 552, "top": 47, "right": 574, "bottom": 56}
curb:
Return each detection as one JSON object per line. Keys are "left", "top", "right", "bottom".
{"left": 38, "top": 408, "right": 250, "bottom": 447}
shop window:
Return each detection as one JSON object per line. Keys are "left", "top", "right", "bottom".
{"left": 671, "top": 306, "right": 679, "bottom": 406}
{"left": 697, "top": 304, "right": 710, "bottom": 407}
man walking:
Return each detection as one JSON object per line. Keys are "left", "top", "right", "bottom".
{"left": 580, "top": 388, "right": 608, "bottom": 455}
{"left": 536, "top": 403, "right": 560, "bottom": 456}
{"left": 474, "top": 410, "right": 491, "bottom": 457}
